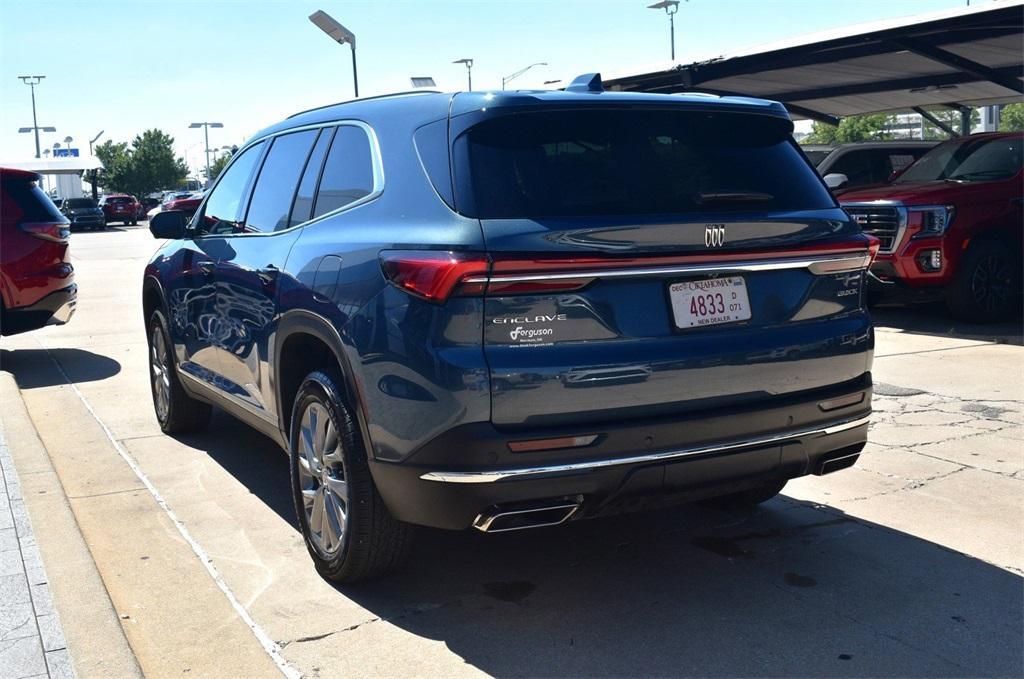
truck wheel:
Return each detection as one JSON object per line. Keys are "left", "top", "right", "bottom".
{"left": 147, "top": 309, "right": 212, "bottom": 433}
{"left": 702, "top": 479, "right": 787, "bottom": 509}
{"left": 289, "top": 370, "right": 411, "bottom": 583}
{"left": 946, "top": 240, "right": 1021, "bottom": 323}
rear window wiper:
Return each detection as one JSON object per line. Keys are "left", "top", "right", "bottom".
{"left": 693, "top": 191, "right": 774, "bottom": 205}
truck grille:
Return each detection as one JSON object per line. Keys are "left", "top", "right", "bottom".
{"left": 843, "top": 205, "right": 905, "bottom": 253}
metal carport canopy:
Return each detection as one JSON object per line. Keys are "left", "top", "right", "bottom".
{"left": 604, "top": 0, "right": 1023, "bottom": 125}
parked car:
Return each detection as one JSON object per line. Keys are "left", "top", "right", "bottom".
{"left": 139, "top": 197, "right": 161, "bottom": 220}
{"left": 841, "top": 131, "right": 1023, "bottom": 322}
{"left": 143, "top": 78, "right": 876, "bottom": 581}
{"left": 98, "top": 193, "right": 140, "bottom": 225}
{"left": 163, "top": 192, "right": 203, "bottom": 218}
{"left": 1, "top": 168, "right": 76, "bottom": 336}
{"left": 807, "top": 141, "right": 938, "bottom": 192}
{"left": 56, "top": 196, "right": 105, "bottom": 230}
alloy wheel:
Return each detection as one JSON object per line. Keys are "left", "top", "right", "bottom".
{"left": 970, "top": 254, "right": 1012, "bottom": 314}
{"left": 297, "top": 402, "right": 349, "bottom": 557}
{"left": 150, "top": 327, "right": 170, "bottom": 422}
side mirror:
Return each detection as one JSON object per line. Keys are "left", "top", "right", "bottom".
{"left": 149, "top": 210, "right": 188, "bottom": 240}
{"left": 823, "top": 173, "right": 849, "bottom": 190}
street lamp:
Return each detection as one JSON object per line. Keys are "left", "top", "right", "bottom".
{"left": 63, "top": 136, "right": 73, "bottom": 152}
{"left": 189, "top": 122, "right": 224, "bottom": 188}
{"left": 17, "top": 75, "right": 55, "bottom": 159}
{"left": 648, "top": 0, "right": 686, "bottom": 61}
{"left": 502, "top": 62, "right": 547, "bottom": 90}
{"left": 309, "top": 10, "right": 359, "bottom": 98}
{"left": 453, "top": 58, "right": 474, "bottom": 91}
{"left": 89, "top": 130, "right": 104, "bottom": 155}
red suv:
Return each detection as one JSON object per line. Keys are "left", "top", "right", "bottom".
{"left": 99, "top": 193, "right": 141, "bottom": 225}
{"left": 1, "top": 168, "right": 76, "bottom": 336}
{"left": 841, "top": 132, "right": 1023, "bottom": 322}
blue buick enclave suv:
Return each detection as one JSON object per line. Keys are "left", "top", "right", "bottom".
{"left": 143, "top": 74, "right": 876, "bottom": 582}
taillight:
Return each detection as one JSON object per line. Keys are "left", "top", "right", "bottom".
{"left": 19, "top": 222, "right": 70, "bottom": 243}
{"left": 380, "top": 251, "right": 489, "bottom": 303}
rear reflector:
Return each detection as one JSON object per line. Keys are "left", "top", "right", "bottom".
{"left": 380, "top": 250, "right": 488, "bottom": 303}
{"left": 818, "top": 392, "right": 865, "bottom": 411}
{"left": 18, "top": 222, "right": 70, "bottom": 243}
{"left": 508, "top": 434, "right": 599, "bottom": 453}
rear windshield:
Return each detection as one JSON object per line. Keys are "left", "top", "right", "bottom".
{"left": 64, "top": 198, "right": 96, "bottom": 208}
{"left": 455, "top": 109, "right": 835, "bottom": 218}
{"left": 106, "top": 196, "right": 133, "bottom": 203}
{"left": 895, "top": 135, "right": 1023, "bottom": 184}
{"left": 3, "top": 179, "right": 64, "bottom": 222}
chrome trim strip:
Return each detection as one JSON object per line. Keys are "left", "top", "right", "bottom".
{"left": 178, "top": 369, "right": 278, "bottom": 426}
{"left": 462, "top": 253, "right": 870, "bottom": 285}
{"left": 420, "top": 414, "right": 871, "bottom": 484}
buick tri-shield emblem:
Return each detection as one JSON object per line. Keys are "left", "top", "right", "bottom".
{"left": 704, "top": 224, "right": 726, "bottom": 247}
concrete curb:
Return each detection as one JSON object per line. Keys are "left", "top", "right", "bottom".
{"left": 0, "top": 371, "right": 143, "bottom": 679}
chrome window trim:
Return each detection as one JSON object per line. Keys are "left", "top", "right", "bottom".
{"left": 191, "top": 119, "right": 385, "bottom": 239}
{"left": 841, "top": 200, "right": 907, "bottom": 255}
{"left": 461, "top": 253, "right": 871, "bottom": 285}
{"left": 420, "top": 414, "right": 871, "bottom": 484}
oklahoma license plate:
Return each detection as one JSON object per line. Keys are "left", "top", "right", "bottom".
{"left": 669, "top": 276, "right": 752, "bottom": 329}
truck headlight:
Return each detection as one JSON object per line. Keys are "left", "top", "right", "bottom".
{"left": 909, "top": 206, "right": 955, "bottom": 238}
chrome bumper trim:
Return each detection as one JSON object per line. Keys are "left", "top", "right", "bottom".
{"left": 462, "top": 253, "right": 871, "bottom": 286}
{"left": 420, "top": 414, "right": 871, "bottom": 484}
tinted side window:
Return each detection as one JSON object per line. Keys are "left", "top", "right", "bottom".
{"left": 313, "top": 126, "right": 374, "bottom": 219}
{"left": 828, "top": 151, "right": 877, "bottom": 187}
{"left": 199, "top": 142, "right": 264, "bottom": 234}
{"left": 289, "top": 127, "right": 334, "bottom": 227}
{"left": 244, "top": 129, "right": 319, "bottom": 232}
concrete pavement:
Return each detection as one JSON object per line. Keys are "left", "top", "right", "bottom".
{"left": 0, "top": 225, "right": 1021, "bottom": 677}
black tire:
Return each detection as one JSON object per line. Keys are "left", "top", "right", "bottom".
{"left": 946, "top": 240, "right": 1022, "bottom": 323}
{"left": 702, "top": 479, "right": 788, "bottom": 510}
{"left": 289, "top": 370, "right": 411, "bottom": 583}
{"left": 147, "top": 309, "right": 211, "bottom": 434}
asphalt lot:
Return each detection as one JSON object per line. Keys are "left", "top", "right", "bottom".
{"left": 1, "top": 224, "right": 1022, "bottom": 677}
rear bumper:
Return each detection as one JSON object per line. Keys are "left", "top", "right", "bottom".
{"left": 370, "top": 376, "right": 872, "bottom": 530}
{"left": 1, "top": 284, "right": 77, "bottom": 336}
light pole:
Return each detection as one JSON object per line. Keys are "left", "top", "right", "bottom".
{"left": 309, "top": 10, "right": 359, "bottom": 98}
{"left": 63, "top": 136, "right": 73, "bottom": 152}
{"left": 18, "top": 75, "right": 55, "bottom": 159}
{"left": 648, "top": 0, "right": 685, "bottom": 61}
{"left": 502, "top": 62, "right": 547, "bottom": 90}
{"left": 88, "top": 130, "right": 104, "bottom": 155}
{"left": 188, "top": 122, "right": 224, "bottom": 187}
{"left": 453, "top": 58, "right": 474, "bottom": 91}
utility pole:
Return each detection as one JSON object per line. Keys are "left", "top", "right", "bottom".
{"left": 189, "top": 122, "right": 224, "bottom": 187}
{"left": 17, "top": 76, "right": 55, "bottom": 159}
{"left": 453, "top": 58, "right": 474, "bottom": 90}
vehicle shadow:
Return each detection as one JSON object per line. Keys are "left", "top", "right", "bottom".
{"left": 871, "top": 301, "right": 1023, "bottom": 346}
{"left": 183, "top": 414, "right": 1023, "bottom": 677}
{"left": 0, "top": 347, "right": 122, "bottom": 388}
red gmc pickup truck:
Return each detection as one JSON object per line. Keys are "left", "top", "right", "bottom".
{"left": 840, "top": 132, "right": 1022, "bottom": 323}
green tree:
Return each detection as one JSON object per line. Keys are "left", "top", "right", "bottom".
{"left": 802, "top": 113, "right": 896, "bottom": 145}
{"left": 119, "top": 129, "right": 190, "bottom": 199}
{"left": 93, "top": 140, "right": 130, "bottom": 192}
{"left": 998, "top": 103, "right": 1024, "bottom": 131}
{"left": 205, "top": 147, "right": 235, "bottom": 183}
{"left": 920, "top": 108, "right": 980, "bottom": 139}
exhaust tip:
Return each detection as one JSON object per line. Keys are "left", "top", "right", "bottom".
{"left": 473, "top": 496, "right": 583, "bottom": 533}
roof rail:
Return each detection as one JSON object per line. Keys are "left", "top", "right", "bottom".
{"left": 565, "top": 73, "right": 603, "bottom": 93}
{"left": 286, "top": 89, "right": 443, "bottom": 119}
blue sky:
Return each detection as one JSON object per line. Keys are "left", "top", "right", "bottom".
{"left": 1, "top": 0, "right": 971, "bottom": 176}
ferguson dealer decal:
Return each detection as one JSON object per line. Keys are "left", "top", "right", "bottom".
{"left": 492, "top": 314, "right": 567, "bottom": 345}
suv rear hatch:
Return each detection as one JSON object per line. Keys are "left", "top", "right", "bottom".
{"left": 451, "top": 104, "right": 874, "bottom": 428}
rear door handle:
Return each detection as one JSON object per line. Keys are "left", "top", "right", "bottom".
{"left": 256, "top": 265, "right": 280, "bottom": 286}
